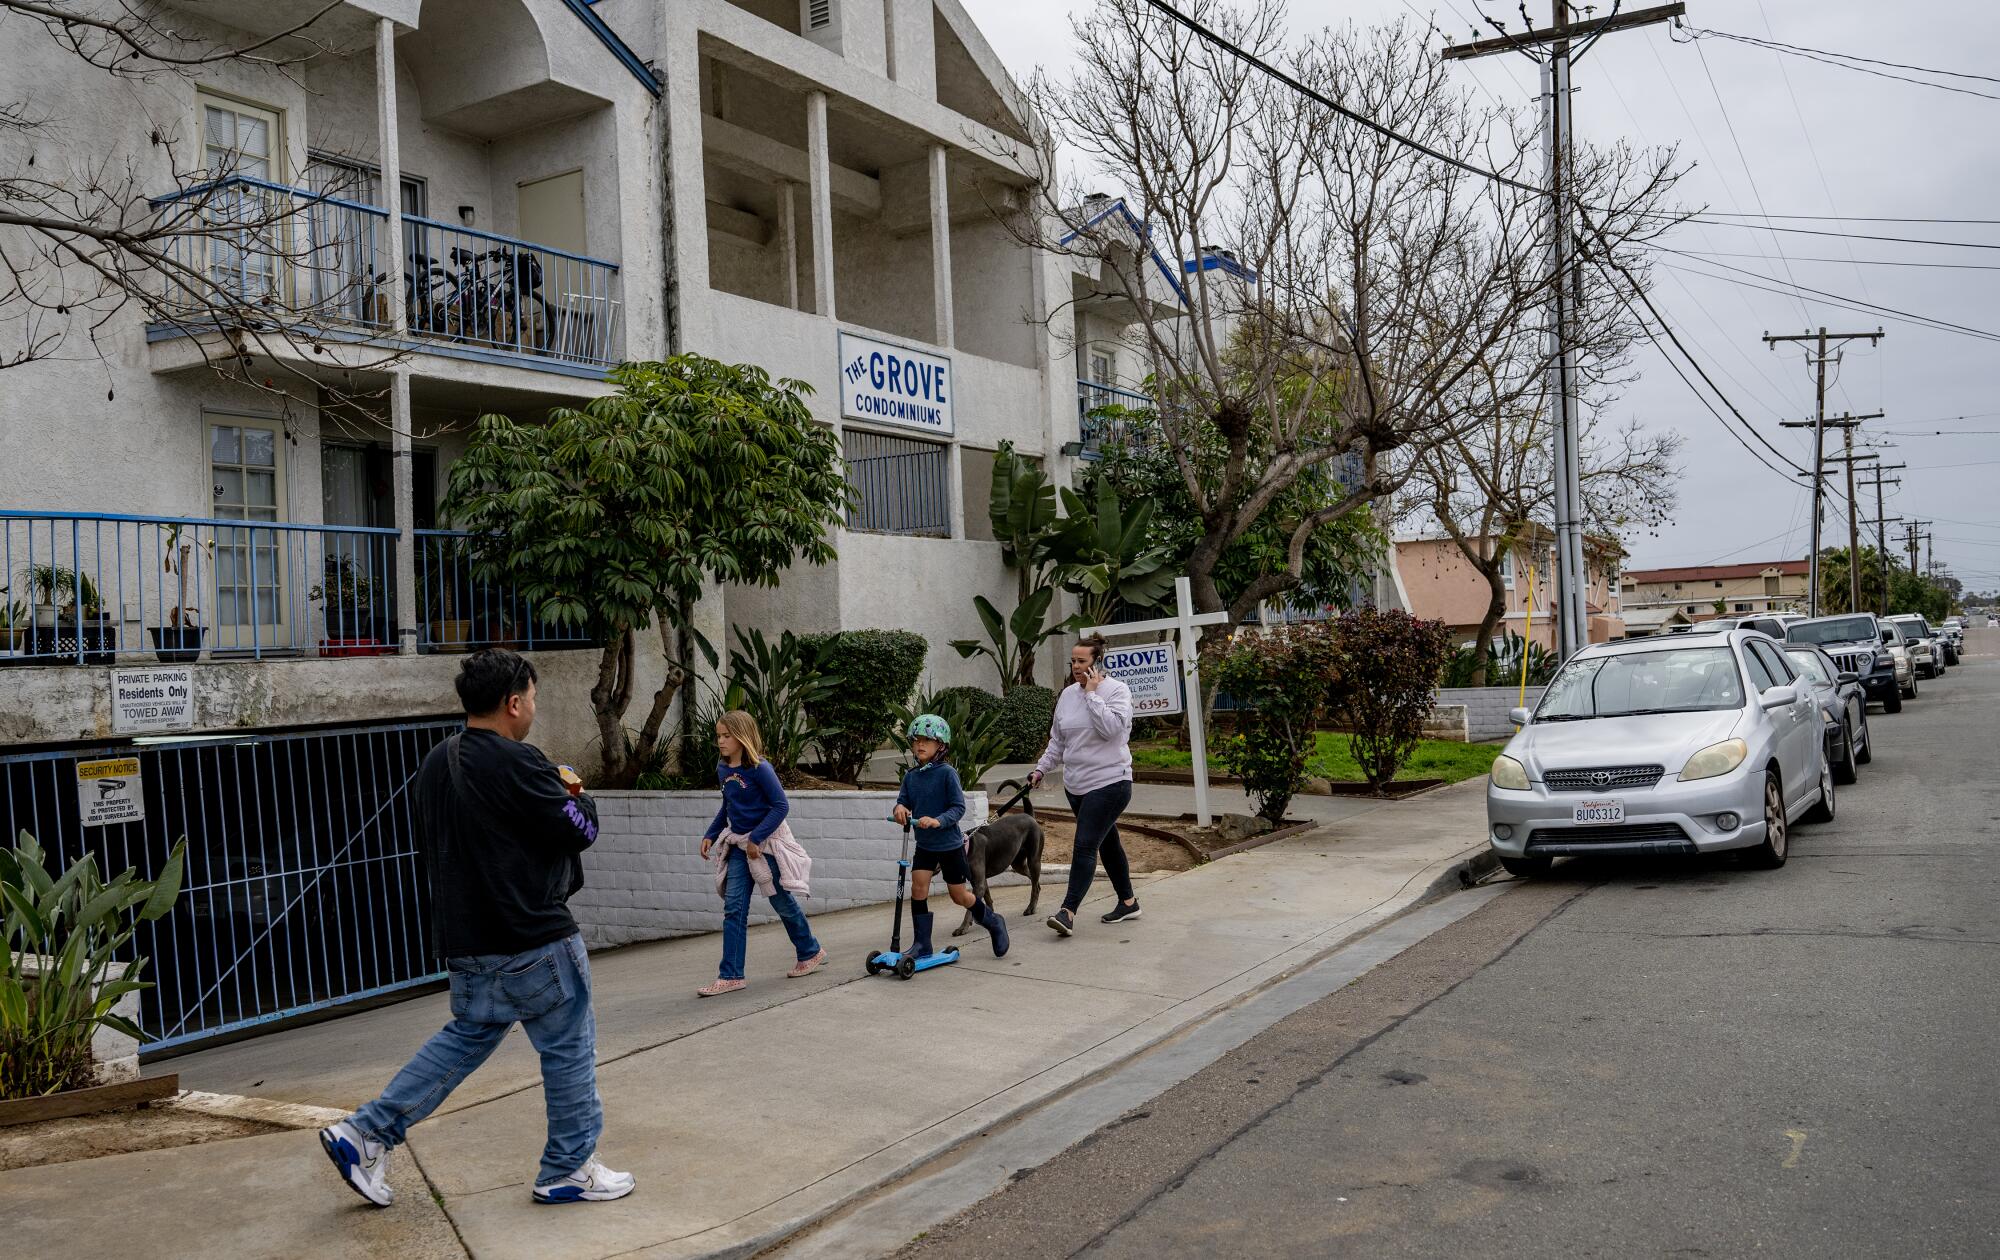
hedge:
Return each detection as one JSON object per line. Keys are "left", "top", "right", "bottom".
{"left": 803, "top": 629, "right": 928, "bottom": 782}
{"left": 999, "top": 684, "right": 1057, "bottom": 763}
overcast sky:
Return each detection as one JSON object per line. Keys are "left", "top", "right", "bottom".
{"left": 967, "top": 0, "right": 2000, "bottom": 592}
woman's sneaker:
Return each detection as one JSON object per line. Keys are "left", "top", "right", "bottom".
{"left": 319, "top": 1119, "right": 393, "bottom": 1207}
{"left": 533, "top": 1156, "right": 637, "bottom": 1204}
{"left": 1046, "top": 908, "right": 1074, "bottom": 937}
{"left": 1100, "top": 899, "right": 1143, "bottom": 925}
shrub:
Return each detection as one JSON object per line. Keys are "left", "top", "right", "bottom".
{"left": 932, "top": 686, "right": 1004, "bottom": 728}
{"left": 891, "top": 687, "right": 1009, "bottom": 797}
{"left": 1205, "top": 624, "right": 1341, "bottom": 822}
{"left": 727, "top": 627, "right": 831, "bottom": 775}
{"left": 805, "top": 629, "right": 928, "bottom": 782}
{"left": 999, "top": 684, "right": 1057, "bottom": 763}
{"left": 1328, "top": 609, "right": 1455, "bottom": 792}
{"left": 2, "top": 831, "right": 186, "bottom": 1099}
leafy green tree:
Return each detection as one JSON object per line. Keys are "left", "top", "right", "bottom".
{"left": 1326, "top": 610, "right": 1456, "bottom": 793}
{"left": 444, "top": 357, "right": 850, "bottom": 786}
{"left": 1207, "top": 623, "right": 1342, "bottom": 822}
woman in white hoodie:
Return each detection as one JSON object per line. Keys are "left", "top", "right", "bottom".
{"left": 1028, "top": 634, "right": 1140, "bottom": 936}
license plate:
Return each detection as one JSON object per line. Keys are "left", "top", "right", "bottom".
{"left": 1573, "top": 798, "right": 1624, "bottom": 825}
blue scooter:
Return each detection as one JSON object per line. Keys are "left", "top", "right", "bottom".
{"left": 865, "top": 816, "right": 962, "bottom": 980}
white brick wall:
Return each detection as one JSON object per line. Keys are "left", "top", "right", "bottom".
{"left": 1437, "top": 686, "right": 1548, "bottom": 742}
{"left": 574, "top": 790, "right": 986, "bottom": 949}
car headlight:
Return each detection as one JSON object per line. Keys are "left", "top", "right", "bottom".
{"left": 1679, "top": 738, "right": 1748, "bottom": 782}
{"left": 1491, "top": 754, "right": 1530, "bottom": 790}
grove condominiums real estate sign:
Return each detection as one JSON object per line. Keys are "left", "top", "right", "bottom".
{"left": 838, "top": 331, "right": 953, "bottom": 436}
{"left": 109, "top": 666, "right": 195, "bottom": 735}
{"left": 1102, "top": 641, "right": 1183, "bottom": 716}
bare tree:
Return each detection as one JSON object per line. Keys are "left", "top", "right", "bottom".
{"left": 1020, "top": 0, "right": 1684, "bottom": 635}
{"left": 0, "top": 1, "right": 420, "bottom": 423}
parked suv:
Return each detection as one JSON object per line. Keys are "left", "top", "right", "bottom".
{"left": 1887, "top": 614, "right": 1945, "bottom": 678}
{"left": 1787, "top": 613, "right": 1901, "bottom": 713}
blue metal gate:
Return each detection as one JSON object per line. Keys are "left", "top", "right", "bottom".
{"left": 0, "top": 719, "right": 457, "bottom": 1051}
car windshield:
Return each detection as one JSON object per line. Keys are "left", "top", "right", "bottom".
{"left": 1892, "top": 616, "right": 1931, "bottom": 635}
{"left": 1785, "top": 650, "right": 1831, "bottom": 683}
{"left": 1788, "top": 616, "right": 1874, "bottom": 646}
{"left": 1536, "top": 646, "right": 1745, "bottom": 719}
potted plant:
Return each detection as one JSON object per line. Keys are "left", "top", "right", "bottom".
{"left": 309, "top": 554, "right": 391, "bottom": 657}
{"left": 20, "top": 564, "right": 117, "bottom": 664}
{"left": 148, "top": 524, "right": 210, "bottom": 663}
{"left": 0, "top": 597, "right": 25, "bottom": 666}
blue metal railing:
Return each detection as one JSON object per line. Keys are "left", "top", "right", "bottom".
{"left": 414, "top": 530, "right": 596, "bottom": 652}
{"left": 845, "top": 432, "right": 952, "bottom": 537}
{"left": 147, "top": 175, "right": 623, "bottom": 366}
{"left": 0, "top": 511, "right": 398, "bottom": 663}
{"left": 1076, "top": 379, "right": 1159, "bottom": 458}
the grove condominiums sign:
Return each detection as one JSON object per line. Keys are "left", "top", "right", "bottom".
{"left": 838, "top": 331, "right": 953, "bottom": 436}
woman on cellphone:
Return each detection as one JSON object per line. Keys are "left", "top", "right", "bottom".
{"left": 1028, "top": 634, "right": 1139, "bottom": 936}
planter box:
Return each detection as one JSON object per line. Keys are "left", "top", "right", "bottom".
{"left": 11, "top": 950, "right": 142, "bottom": 1086}
{"left": 576, "top": 789, "right": 985, "bottom": 950}
{"left": 149, "top": 625, "right": 205, "bottom": 663}
{"left": 26, "top": 621, "right": 117, "bottom": 665}
{"left": 319, "top": 638, "right": 394, "bottom": 658}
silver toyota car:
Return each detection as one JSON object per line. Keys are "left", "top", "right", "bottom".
{"left": 1487, "top": 628, "right": 1834, "bottom": 877}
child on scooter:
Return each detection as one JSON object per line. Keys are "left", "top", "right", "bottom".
{"left": 895, "top": 714, "right": 1010, "bottom": 959}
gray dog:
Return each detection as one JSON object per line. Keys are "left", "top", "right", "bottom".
{"left": 953, "top": 781, "right": 1044, "bottom": 937}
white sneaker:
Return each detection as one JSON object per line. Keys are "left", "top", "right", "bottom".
{"left": 319, "top": 1120, "right": 394, "bottom": 1207}
{"left": 533, "top": 1155, "right": 636, "bottom": 1204}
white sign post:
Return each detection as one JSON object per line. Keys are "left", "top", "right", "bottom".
{"left": 1086, "top": 577, "right": 1230, "bottom": 827}
{"left": 109, "top": 666, "right": 195, "bottom": 736}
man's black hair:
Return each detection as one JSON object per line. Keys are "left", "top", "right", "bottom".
{"left": 456, "top": 648, "right": 537, "bottom": 716}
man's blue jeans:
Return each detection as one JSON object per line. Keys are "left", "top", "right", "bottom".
{"left": 719, "top": 844, "right": 821, "bottom": 980}
{"left": 348, "top": 932, "right": 601, "bottom": 1185}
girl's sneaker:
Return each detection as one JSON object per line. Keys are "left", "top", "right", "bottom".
{"left": 1100, "top": 899, "right": 1142, "bottom": 924}
{"left": 532, "top": 1156, "right": 636, "bottom": 1204}
{"left": 319, "top": 1119, "right": 393, "bottom": 1207}
{"left": 1046, "top": 908, "right": 1075, "bottom": 937}
{"left": 696, "top": 978, "right": 745, "bottom": 997}
{"left": 787, "top": 950, "right": 828, "bottom": 978}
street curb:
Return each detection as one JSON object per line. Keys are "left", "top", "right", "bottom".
{"left": 168, "top": 1089, "right": 347, "bottom": 1130}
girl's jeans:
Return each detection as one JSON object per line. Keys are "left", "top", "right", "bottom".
{"left": 348, "top": 932, "right": 600, "bottom": 1185}
{"left": 720, "top": 844, "right": 822, "bottom": 979}
{"left": 1063, "top": 779, "right": 1136, "bottom": 912}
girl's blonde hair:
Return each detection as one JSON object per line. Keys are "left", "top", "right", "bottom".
{"left": 716, "top": 709, "right": 765, "bottom": 766}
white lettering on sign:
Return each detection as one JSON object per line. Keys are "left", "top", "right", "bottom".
{"left": 77, "top": 757, "right": 145, "bottom": 828}
{"left": 1102, "top": 641, "right": 1182, "bottom": 716}
{"left": 838, "top": 330, "right": 953, "bottom": 436}
{"left": 110, "top": 666, "right": 195, "bottom": 735}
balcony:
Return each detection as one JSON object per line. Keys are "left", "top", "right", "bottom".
{"left": 1075, "top": 379, "right": 1158, "bottom": 459}
{"left": 145, "top": 177, "right": 623, "bottom": 377}
{"left": 0, "top": 512, "right": 591, "bottom": 666}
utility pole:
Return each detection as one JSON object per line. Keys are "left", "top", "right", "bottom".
{"left": 1444, "top": 2, "right": 1685, "bottom": 663}
{"left": 1859, "top": 461, "right": 1904, "bottom": 614}
{"left": 1764, "top": 330, "right": 1885, "bottom": 615}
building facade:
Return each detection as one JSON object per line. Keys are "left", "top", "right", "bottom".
{"left": 1619, "top": 560, "right": 1810, "bottom": 624}
{"left": 1395, "top": 529, "right": 1626, "bottom": 649}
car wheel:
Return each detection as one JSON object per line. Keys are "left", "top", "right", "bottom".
{"left": 1854, "top": 712, "right": 1873, "bottom": 764}
{"left": 1905, "top": 675, "right": 1919, "bottom": 699}
{"left": 1498, "top": 854, "right": 1553, "bottom": 879}
{"left": 1833, "top": 722, "right": 1858, "bottom": 785}
{"left": 1747, "top": 770, "right": 1789, "bottom": 869}
{"left": 1803, "top": 758, "right": 1836, "bottom": 824}
{"left": 1883, "top": 687, "right": 1903, "bottom": 714}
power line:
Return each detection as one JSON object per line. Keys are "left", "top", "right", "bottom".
{"left": 1661, "top": 248, "right": 2000, "bottom": 272}
{"left": 1689, "top": 35, "right": 1811, "bottom": 326}
{"left": 1649, "top": 254, "right": 2000, "bottom": 344}
{"left": 1677, "top": 22, "right": 2000, "bottom": 101}
{"left": 1672, "top": 212, "right": 2000, "bottom": 225}
{"left": 1672, "top": 219, "right": 2000, "bottom": 250}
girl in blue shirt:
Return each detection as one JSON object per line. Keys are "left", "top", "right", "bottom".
{"left": 894, "top": 714, "right": 1010, "bottom": 959}
{"left": 697, "top": 710, "right": 825, "bottom": 996}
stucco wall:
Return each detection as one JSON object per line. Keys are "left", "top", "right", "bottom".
{"left": 950, "top": 216, "right": 1037, "bottom": 369}
{"left": 574, "top": 788, "right": 987, "bottom": 948}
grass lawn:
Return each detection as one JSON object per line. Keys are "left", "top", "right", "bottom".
{"left": 1132, "top": 733, "right": 1501, "bottom": 784}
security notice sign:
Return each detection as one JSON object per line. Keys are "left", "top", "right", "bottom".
{"left": 838, "top": 330, "right": 954, "bottom": 436}
{"left": 1103, "top": 641, "right": 1182, "bottom": 716}
{"left": 77, "top": 757, "right": 144, "bottom": 828}
{"left": 109, "top": 666, "right": 194, "bottom": 735}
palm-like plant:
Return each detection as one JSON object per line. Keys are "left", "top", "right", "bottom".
{"left": 1052, "top": 479, "right": 1176, "bottom": 628}
{"left": 726, "top": 626, "right": 834, "bottom": 775}
{"left": 890, "top": 689, "right": 1010, "bottom": 797}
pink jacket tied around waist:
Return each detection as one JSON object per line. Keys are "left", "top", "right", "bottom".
{"left": 709, "top": 821, "right": 812, "bottom": 899}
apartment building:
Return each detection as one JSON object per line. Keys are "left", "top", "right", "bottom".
{"left": 0, "top": 0, "right": 1153, "bottom": 1053}
{"left": 1396, "top": 527, "right": 1627, "bottom": 649}
{"left": 1619, "top": 559, "right": 1810, "bottom": 622}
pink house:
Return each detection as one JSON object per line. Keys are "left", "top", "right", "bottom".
{"left": 1395, "top": 528, "right": 1626, "bottom": 649}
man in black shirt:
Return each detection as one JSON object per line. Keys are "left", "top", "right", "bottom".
{"left": 319, "top": 650, "right": 634, "bottom": 1207}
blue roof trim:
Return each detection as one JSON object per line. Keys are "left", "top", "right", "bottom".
{"left": 1183, "top": 252, "right": 1259, "bottom": 283}
{"left": 560, "top": 0, "right": 661, "bottom": 97}
{"left": 1059, "top": 197, "right": 1189, "bottom": 306}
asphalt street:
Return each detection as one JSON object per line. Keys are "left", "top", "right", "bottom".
{"left": 893, "top": 627, "right": 2000, "bottom": 1260}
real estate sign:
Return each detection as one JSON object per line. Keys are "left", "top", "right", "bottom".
{"left": 1103, "top": 641, "right": 1182, "bottom": 716}
{"left": 838, "top": 331, "right": 953, "bottom": 436}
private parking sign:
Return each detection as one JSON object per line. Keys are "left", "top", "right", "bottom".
{"left": 77, "top": 757, "right": 144, "bottom": 827}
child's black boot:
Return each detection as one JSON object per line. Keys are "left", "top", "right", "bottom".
{"left": 972, "top": 899, "right": 1010, "bottom": 958}
{"left": 910, "top": 902, "right": 934, "bottom": 961}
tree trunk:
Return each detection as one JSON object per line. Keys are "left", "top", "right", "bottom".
{"left": 1471, "top": 566, "right": 1508, "bottom": 688}
{"left": 591, "top": 628, "right": 636, "bottom": 786}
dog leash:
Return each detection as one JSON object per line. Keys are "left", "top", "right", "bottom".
{"left": 987, "top": 779, "right": 1036, "bottom": 820}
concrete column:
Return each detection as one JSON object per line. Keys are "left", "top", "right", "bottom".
{"left": 374, "top": 18, "right": 406, "bottom": 335}
{"left": 806, "top": 91, "right": 836, "bottom": 319}
{"left": 929, "top": 144, "right": 953, "bottom": 348}
{"left": 781, "top": 181, "right": 800, "bottom": 311}
{"left": 389, "top": 371, "right": 417, "bottom": 655}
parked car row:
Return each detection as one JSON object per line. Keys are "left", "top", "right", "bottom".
{"left": 1487, "top": 607, "right": 1961, "bottom": 878}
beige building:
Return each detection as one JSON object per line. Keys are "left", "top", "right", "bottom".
{"left": 1396, "top": 527, "right": 1626, "bottom": 650}
{"left": 1619, "top": 560, "right": 1810, "bottom": 623}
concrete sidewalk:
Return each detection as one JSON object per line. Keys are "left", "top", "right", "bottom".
{"left": 1, "top": 779, "right": 1495, "bottom": 1260}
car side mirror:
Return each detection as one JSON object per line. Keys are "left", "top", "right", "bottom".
{"left": 1837, "top": 671, "right": 1860, "bottom": 685}
{"left": 1508, "top": 706, "right": 1533, "bottom": 728}
{"left": 1760, "top": 684, "right": 1798, "bottom": 709}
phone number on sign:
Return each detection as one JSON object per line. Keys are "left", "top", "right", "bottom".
{"left": 1133, "top": 696, "right": 1179, "bottom": 714}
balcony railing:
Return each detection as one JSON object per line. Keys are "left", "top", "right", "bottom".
{"left": 0, "top": 511, "right": 399, "bottom": 664}
{"left": 414, "top": 531, "right": 595, "bottom": 652}
{"left": 147, "top": 176, "right": 623, "bottom": 368}
{"left": 1076, "top": 379, "right": 1159, "bottom": 458}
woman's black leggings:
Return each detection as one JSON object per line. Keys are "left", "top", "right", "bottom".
{"left": 1063, "top": 779, "right": 1135, "bottom": 912}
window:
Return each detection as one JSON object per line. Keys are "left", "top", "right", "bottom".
{"left": 303, "top": 153, "right": 428, "bottom": 321}
{"left": 1764, "top": 574, "right": 1781, "bottom": 596}
{"left": 1089, "top": 351, "right": 1114, "bottom": 385}
{"left": 1748, "top": 639, "right": 1794, "bottom": 687}
{"left": 1734, "top": 602, "right": 1750, "bottom": 612}
{"left": 201, "top": 94, "right": 281, "bottom": 181}
{"left": 198, "top": 93, "right": 286, "bottom": 302}
{"left": 845, "top": 429, "right": 951, "bottom": 537}
{"left": 1714, "top": 580, "right": 1724, "bottom": 588}
{"left": 1743, "top": 642, "right": 1780, "bottom": 692}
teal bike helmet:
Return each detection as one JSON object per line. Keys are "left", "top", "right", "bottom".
{"left": 907, "top": 713, "right": 953, "bottom": 743}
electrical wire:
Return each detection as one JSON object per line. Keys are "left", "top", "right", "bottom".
{"left": 1662, "top": 248, "right": 2000, "bottom": 272}
{"left": 1677, "top": 22, "right": 2000, "bottom": 102}
{"left": 1647, "top": 254, "right": 2000, "bottom": 345}
{"left": 1673, "top": 220, "right": 2000, "bottom": 250}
